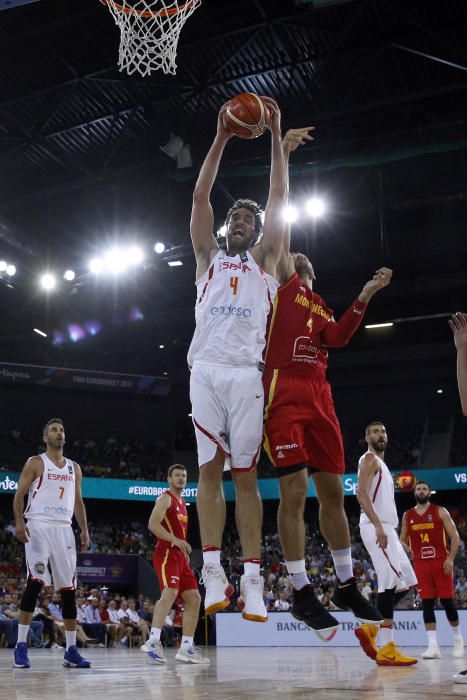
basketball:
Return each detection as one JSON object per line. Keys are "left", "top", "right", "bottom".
{"left": 224, "top": 92, "right": 271, "bottom": 139}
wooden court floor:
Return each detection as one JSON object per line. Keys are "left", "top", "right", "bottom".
{"left": 2, "top": 646, "right": 466, "bottom": 700}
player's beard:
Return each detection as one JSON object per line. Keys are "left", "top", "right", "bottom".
{"left": 415, "top": 494, "right": 430, "bottom": 505}
{"left": 371, "top": 439, "right": 386, "bottom": 454}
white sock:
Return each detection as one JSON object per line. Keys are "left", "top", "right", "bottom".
{"left": 286, "top": 560, "right": 309, "bottom": 591}
{"left": 182, "top": 636, "right": 193, "bottom": 647}
{"left": 17, "top": 624, "right": 30, "bottom": 645}
{"left": 203, "top": 549, "right": 221, "bottom": 566}
{"left": 150, "top": 627, "right": 161, "bottom": 641}
{"left": 427, "top": 629, "right": 438, "bottom": 644}
{"left": 379, "top": 625, "right": 394, "bottom": 646}
{"left": 244, "top": 562, "right": 260, "bottom": 577}
{"left": 452, "top": 626, "right": 462, "bottom": 639}
{"left": 330, "top": 547, "right": 353, "bottom": 583}
{"left": 120, "top": 636, "right": 127, "bottom": 643}
{"left": 65, "top": 630, "right": 76, "bottom": 650}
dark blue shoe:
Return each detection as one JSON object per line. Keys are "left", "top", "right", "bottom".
{"left": 63, "top": 645, "right": 91, "bottom": 668}
{"left": 14, "top": 642, "right": 31, "bottom": 668}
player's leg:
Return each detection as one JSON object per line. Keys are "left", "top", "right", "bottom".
{"left": 421, "top": 597, "right": 442, "bottom": 658}
{"left": 175, "top": 576, "right": 209, "bottom": 664}
{"left": 190, "top": 365, "right": 233, "bottom": 614}
{"left": 143, "top": 587, "right": 178, "bottom": 663}
{"left": 440, "top": 597, "right": 464, "bottom": 657}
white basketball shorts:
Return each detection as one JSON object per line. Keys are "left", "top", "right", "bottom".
{"left": 190, "top": 363, "right": 264, "bottom": 471}
{"left": 25, "top": 521, "right": 77, "bottom": 590}
{"left": 360, "top": 522, "right": 417, "bottom": 593}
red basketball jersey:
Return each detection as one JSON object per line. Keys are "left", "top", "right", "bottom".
{"left": 264, "top": 273, "right": 333, "bottom": 375}
{"left": 405, "top": 504, "right": 449, "bottom": 560}
{"left": 155, "top": 491, "right": 189, "bottom": 552}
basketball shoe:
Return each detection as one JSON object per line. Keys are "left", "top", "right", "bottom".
{"left": 13, "top": 642, "right": 30, "bottom": 669}
{"left": 331, "top": 578, "right": 383, "bottom": 624}
{"left": 175, "top": 645, "right": 210, "bottom": 664}
{"left": 63, "top": 645, "right": 91, "bottom": 668}
{"left": 141, "top": 639, "right": 167, "bottom": 664}
{"left": 355, "top": 624, "right": 379, "bottom": 660}
{"left": 201, "top": 564, "right": 234, "bottom": 616}
{"left": 421, "top": 641, "right": 442, "bottom": 659}
{"left": 291, "top": 585, "right": 339, "bottom": 638}
{"left": 453, "top": 669, "right": 467, "bottom": 684}
{"left": 453, "top": 634, "right": 464, "bottom": 658}
{"left": 375, "top": 642, "right": 417, "bottom": 666}
{"left": 239, "top": 574, "right": 267, "bottom": 622}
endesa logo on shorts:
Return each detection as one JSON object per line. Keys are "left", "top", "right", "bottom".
{"left": 210, "top": 304, "right": 252, "bottom": 318}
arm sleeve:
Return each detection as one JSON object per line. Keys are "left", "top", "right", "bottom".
{"left": 321, "top": 298, "right": 367, "bottom": 348}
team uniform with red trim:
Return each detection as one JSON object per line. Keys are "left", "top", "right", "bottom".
{"left": 404, "top": 504, "right": 453, "bottom": 599}
{"left": 188, "top": 250, "right": 278, "bottom": 471}
{"left": 23, "top": 453, "right": 77, "bottom": 590}
{"left": 263, "top": 272, "right": 366, "bottom": 473}
{"left": 358, "top": 450, "right": 417, "bottom": 592}
{"left": 153, "top": 491, "right": 198, "bottom": 594}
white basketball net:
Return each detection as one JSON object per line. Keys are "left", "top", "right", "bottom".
{"left": 101, "top": 0, "right": 201, "bottom": 77}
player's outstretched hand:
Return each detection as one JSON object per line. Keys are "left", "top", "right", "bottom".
{"left": 217, "top": 103, "right": 234, "bottom": 141}
{"left": 449, "top": 312, "right": 467, "bottom": 350}
{"left": 375, "top": 524, "right": 388, "bottom": 549}
{"left": 80, "top": 530, "right": 90, "bottom": 551}
{"left": 282, "top": 127, "right": 314, "bottom": 155}
{"left": 359, "top": 267, "right": 393, "bottom": 303}
{"left": 173, "top": 537, "right": 192, "bottom": 562}
{"left": 261, "top": 96, "right": 281, "bottom": 135}
{"left": 15, "top": 521, "right": 29, "bottom": 544}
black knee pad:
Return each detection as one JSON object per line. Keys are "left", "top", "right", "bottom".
{"left": 440, "top": 598, "right": 459, "bottom": 623}
{"left": 60, "top": 589, "right": 77, "bottom": 620}
{"left": 422, "top": 598, "right": 436, "bottom": 625}
{"left": 377, "top": 587, "right": 396, "bottom": 620}
{"left": 20, "top": 578, "right": 43, "bottom": 613}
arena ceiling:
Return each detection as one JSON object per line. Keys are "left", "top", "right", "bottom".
{"left": 0, "top": 0, "right": 466, "bottom": 376}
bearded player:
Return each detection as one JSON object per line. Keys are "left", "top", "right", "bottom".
{"left": 144, "top": 464, "right": 208, "bottom": 665}
{"left": 401, "top": 481, "right": 463, "bottom": 660}
{"left": 189, "top": 94, "right": 313, "bottom": 623}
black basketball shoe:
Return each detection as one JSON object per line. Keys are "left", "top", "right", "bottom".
{"left": 291, "top": 585, "right": 340, "bottom": 639}
{"left": 331, "top": 577, "right": 383, "bottom": 624}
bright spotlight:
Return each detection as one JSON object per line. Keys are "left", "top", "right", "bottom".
{"left": 104, "top": 248, "right": 128, "bottom": 274}
{"left": 41, "top": 273, "right": 56, "bottom": 291}
{"left": 33, "top": 328, "right": 47, "bottom": 338}
{"left": 282, "top": 205, "right": 298, "bottom": 223}
{"left": 154, "top": 242, "right": 165, "bottom": 254}
{"left": 89, "top": 257, "right": 103, "bottom": 274}
{"left": 6, "top": 264, "right": 16, "bottom": 276}
{"left": 168, "top": 260, "right": 183, "bottom": 267}
{"left": 128, "top": 246, "right": 144, "bottom": 265}
{"left": 64, "top": 269, "right": 76, "bottom": 281}
{"left": 305, "top": 197, "right": 327, "bottom": 218}
{"left": 0, "top": 260, "right": 7, "bottom": 272}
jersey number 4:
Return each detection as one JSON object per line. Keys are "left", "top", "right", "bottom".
{"left": 230, "top": 276, "right": 239, "bottom": 295}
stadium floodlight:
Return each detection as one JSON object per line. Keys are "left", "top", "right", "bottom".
{"left": 159, "top": 344, "right": 164, "bottom": 349}
{"left": 282, "top": 204, "right": 298, "bottom": 223}
{"left": 154, "top": 242, "right": 165, "bottom": 254}
{"left": 33, "top": 328, "right": 47, "bottom": 338}
{"left": 168, "top": 260, "right": 183, "bottom": 267}
{"left": 105, "top": 247, "right": 128, "bottom": 274}
{"left": 89, "top": 257, "right": 103, "bottom": 274}
{"left": 305, "top": 197, "right": 327, "bottom": 218}
{"left": 0, "top": 260, "right": 7, "bottom": 272}
{"left": 365, "top": 322, "right": 394, "bottom": 329}
{"left": 128, "top": 246, "right": 144, "bottom": 265}
{"left": 40, "top": 273, "right": 56, "bottom": 291}
{"left": 64, "top": 269, "right": 76, "bottom": 281}
{"left": 6, "top": 264, "right": 16, "bottom": 276}
{"left": 437, "top": 389, "right": 443, "bottom": 394}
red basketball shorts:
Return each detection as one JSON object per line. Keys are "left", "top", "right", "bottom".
{"left": 413, "top": 558, "right": 454, "bottom": 599}
{"left": 263, "top": 369, "right": 345, "bottom": 474}
{"left": 153, "top": 547, "right": 198, "bottom": 594}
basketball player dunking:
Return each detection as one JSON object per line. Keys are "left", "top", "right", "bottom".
{"left": 401, "top": 481, "right": 463, "bottom": 659}
{"left": 188, "top": 97, "right": 312, "bottom": 622}
{"left": 356, "top": 421, "right": 418, "bottom": 666}
{"left": 12, "top": 417, "right": 90, "bottom": 669}
{"left": 143, "top": 464, "right": 208, "bottom": 665}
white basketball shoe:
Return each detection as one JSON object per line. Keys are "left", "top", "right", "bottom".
{"left": 422, "top": 641, "right": 442, "bottom": 659}
{"left": 239, "top": 574, "right": 267, "bottom": 622}
{"left": 453, "top": 634, "right": 465, "bottom": 658}
{"left": 201, "top": 564, "right": 234, "bottom": 616}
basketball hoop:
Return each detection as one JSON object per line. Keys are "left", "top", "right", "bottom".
{"left": 100, "top": 0, "right": 201, "bottom": 77}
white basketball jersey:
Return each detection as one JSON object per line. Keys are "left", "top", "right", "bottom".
{"left": 358, "top": 450, "right": 398, "bottom": 527}
{"left": 187, "top": 250, "right": 279, "bottom": 368}
{"left": 24, "top": 453, "right": 75, "bottom": 525}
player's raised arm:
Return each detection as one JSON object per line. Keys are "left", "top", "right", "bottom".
{"left": 449, "top": 312, "right": 467, "bottom": 416}
{"left": 191, "top": 106, "right": 233, "bottom": 279}
{"left": 357, "top": 454, "right": 388, "bottom": 549}
{"left": 73, "top": 462, "right": 90, "bottom": 551}
{"left": 13, "top": 456, "right": 42, "bottom": 544}
{"left": 148, "top": 493, "right": 191, "bottom": 560}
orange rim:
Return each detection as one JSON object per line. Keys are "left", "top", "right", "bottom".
{"left": 100, "top": 0, "right": 198, "bottom": 19}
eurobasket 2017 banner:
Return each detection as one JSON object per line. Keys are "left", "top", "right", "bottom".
{"left": 1, "top": 467, "right": 466, "bottom": 502}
